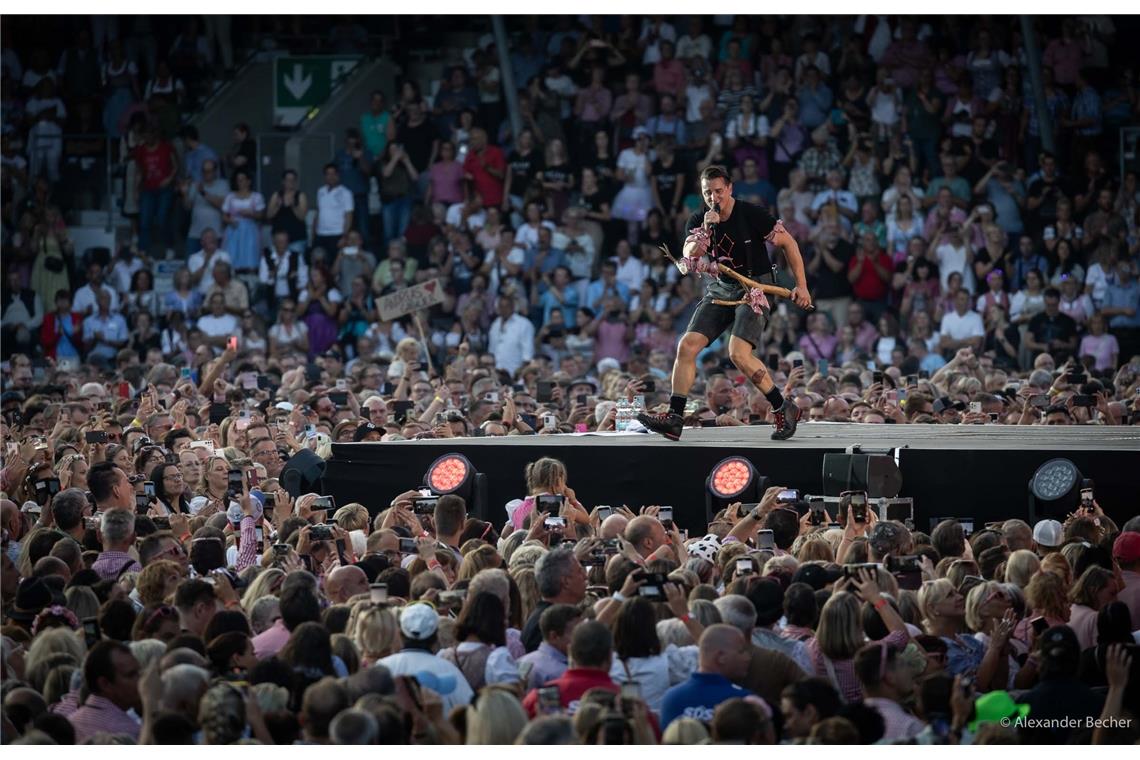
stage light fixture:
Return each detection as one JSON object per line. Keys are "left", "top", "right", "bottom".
{"left": 424, "top": 453, "right": 487, "bottom": 517}
{"left": 705, "top": 456, "right": 768, "bottom": 523}
{"left": 1028, "top": 458, "right": 1084, "bottom": 522}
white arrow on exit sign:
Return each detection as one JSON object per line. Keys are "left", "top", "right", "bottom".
{"left": 283, "top": 64, "right": 313, "bottom": 100}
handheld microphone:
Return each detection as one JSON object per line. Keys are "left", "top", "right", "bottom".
{"left": 711, "top": 202, "right": 721, "bottom": 235}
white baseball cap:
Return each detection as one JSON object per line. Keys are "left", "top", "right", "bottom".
{"left": 399, "top": 603, "right": 439, "bottom": 640}
{"left": 1032, "top": 519, "right": 1063, "bottom": 548}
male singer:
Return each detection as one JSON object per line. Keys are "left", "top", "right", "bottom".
{"left": 638, "top": 165, "right": 812, "bottom": 441}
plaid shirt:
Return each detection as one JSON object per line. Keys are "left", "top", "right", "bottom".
{"left": 68, "top": 695, "right": 140, "bottom": 743}
{"left": 92, "top": 550, "right": 140, "bottom": 580}
{"left": 1022, "top": 82, "right": 1069, "bottom": 138}
{"left": 805, "top": 629, "right": 909, "bottom": 703}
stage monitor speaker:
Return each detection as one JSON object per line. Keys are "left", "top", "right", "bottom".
{"left": 821, "top": 453, "right": 902, "bottom": 498}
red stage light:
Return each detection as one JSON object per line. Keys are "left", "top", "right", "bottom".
{"left": 426, "top": 454, "right": 472, "bottom": 494}
{"left": 708, "top": 457, "right": 756, "bottom": 499}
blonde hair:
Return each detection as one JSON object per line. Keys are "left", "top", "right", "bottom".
{"left": 353, "top": 606, "right": 399, "bottom": 661}
{"left": 458, "top": 544, "right": 501, "bottom": 581}
{"left": 793, "top": 533, "right": 835, "bottom": 563}
{"left": 508, "top": 542, "right": 547, "bottom": 572}
{"left": 333, "top": 503, "right": 370, "bottom": 533}
{"left": 919, "top": 578, "right": 957, "bottom": 632}
{"left": 129, "top": 639, "right": 167, "bottom": 671}
{"left": 663, "top": 717, "right": 710, "bottom": 745}
{"left": 466, "top": 688, "right": 528, "bottom": 744}
{"left": 1004, "top": 550, "right": 1040, "bottom": 589}
{"left": 512, "top": 566, "right": 539, "bottom": 624}
{"left": 964, "top": 580, "right": 1004, "bottom": 632}
{"left": 241, "top": 568, "right": 285, "bottom": 611}
{"left": 136, "top": 560, "right": 181, "bottom": 608}
{"left": 1039, "top": 552, "right": 1072, "bottom": 587}
{"left": 816, "top": 591, "right": 864, "bottom": 660}
{"left": 64, "top": 585, "right": 100, "bottom": 621}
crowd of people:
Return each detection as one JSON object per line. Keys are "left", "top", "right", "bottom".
{"left": 1, "top": 12, "right": 1140, "bottom": 745}
{"left": 1, "top": 438, "right": 1139, "bottom": 744}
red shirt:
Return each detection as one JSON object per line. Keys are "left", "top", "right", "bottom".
{"left": 462, "top": 145, "right": 506, "bottom": 207}
{"left": 847, "top": 248, "right": 893, "bottom": 302}
{"left": 134, "top": 141, "right": 175, "bottom": 191}
{"left": 522, "top": 667, "right": 618, "bottom": 718}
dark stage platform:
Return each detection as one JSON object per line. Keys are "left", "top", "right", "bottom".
{"left": 327, "top": 424, "right": 1140, "bottom": 532}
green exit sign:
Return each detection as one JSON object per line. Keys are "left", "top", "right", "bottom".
{"left": 274, "top": 56, "right": 361, "bottom": 124}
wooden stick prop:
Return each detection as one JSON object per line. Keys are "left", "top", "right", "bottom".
{"left": 658, "top": 243, "right": 814, "bottom": 312}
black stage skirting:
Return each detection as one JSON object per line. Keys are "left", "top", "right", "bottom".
{"left": 327, "top": 424, "right": 1140, "bottom": 532}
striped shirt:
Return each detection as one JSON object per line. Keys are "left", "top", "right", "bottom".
{"left": 68, "top": 695, "right": 140, "bottom": 743}
{"left": 805, "top": 629, "right": 909, "bottom": 703}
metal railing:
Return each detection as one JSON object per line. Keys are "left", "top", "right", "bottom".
{"left": 25, "top": 131, "right": 117, "bottom": 230}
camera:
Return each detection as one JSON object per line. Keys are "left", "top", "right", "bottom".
{"left": 538, "top": 685, "right": 562, "bottom": 714}
{"left": 596, "top": 505, "right": 614, "bottom": 521}
{"left": 657, "top": 506, "right": 673, "bottom": 530}
{"left": 809, "top": 498, "right": 825, "bottom": 526}
{"left": 412, "top": 497, "right": 438, "bottom": 515}
{"left": 635, "top": 572, "right": 668, "bottom": 601}
{"left": 776, "top": 489, "right": 800, "bottom": 503}
{"left": 536, "top": 381, "right": 554, "bottom": 403}
{"left": 536, "top": 494, "right": 565, "bottom": 512}
{"left": 602, "top": 538, "right": 621, "bottom": 555}
{"left": 370, "top": 583, "right": 388, "bottom": 603}
{"left": 272, "top": 543, "right": 290, "bottom": 557}
{"left": 226, "top": 469, "right": 243, "bottom": 498}
{"left": 398, "top": 537, "right": 418, "bottom": 554}
{"left": 757, "top": 529, "right": 776, "bottom": 551}
{"left": 843, "top": 562, "right": 881, "bottom": 579}
{"left": 736, "top": 557, "right": 755, "bottom": 576}
{"left": 85, "top": 430, "right": 108, "bottom": 444}
{"left": 310, "top": 524, "right": 334, "bottom": 540}
{"left": 438, "top": 589, "right": 467, "bottom": 607}
{"left": 312, "top": 495, "right": 336, "bottom": 510}
{"left": 544, "top": 516, "right": 568, "bottom": 532}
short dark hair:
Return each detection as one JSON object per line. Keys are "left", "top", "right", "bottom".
{"left": 84, "top": 640, "right": 132, "bottom": 697}
{"left": 174, "top": 579, "right": 216, "bottom": 613}
{"left": 87, "top": 462, "right": 122, "bottom": 504}
{"left": 780, "top": 677, "right": 841, "bottom": 719}
{"left": 712, "top": 697, "right": 770, "bottom": 742}
{"left": 569, "top": 620, "right": 612, "bottom": 669}
{"left": 50, "top": 488, "right": 87, "bottom": 532}
{"left": 433, "top": 495, "right": 466, "bottom": 538}
{"left": 324, "top": 162, "right": 338, "bottom": 173}
{"left": 700, "top": 164, "right": 732, "bottom": 184}
{"left": 279, "top": 581, "right": 322, "bottom": 631}
{"left": 539, "top": 604, "right": 581, "bottom": 640}
{"left": 763, "top": 509, "right": 799, "bottom": 550}
{"left": 783, "top": 582, "right": 818, "bottom": 628}
{"left": 931, "top": 520, "right": 965, "bottom": 559}
{"left": 1044, "top": 287, "right": 1061, "bottom": 300}
{"left": 455, "top": 592, "right": 506, "bottom": 647}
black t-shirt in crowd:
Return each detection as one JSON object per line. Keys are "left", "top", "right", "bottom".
{"left": 813, "top": 239, "right": 856, "bottom": 300}
{"left": 507, "top": 148, "right": 544, "bottom": 193}
{"left": 1027, "top": 309, "right": 1078, "bottom": 349}
{"left": 685, "top": 198, "right": 777, "bottom": 282}
{"left": 396, "top": 119, "right": 436, "bottom": 172}
{"left": 652, "top": 158, "right": 686, "bottom": 211}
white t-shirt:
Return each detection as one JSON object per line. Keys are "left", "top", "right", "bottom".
{"left": 377, "top": 649, "right": 474, "bottom": 714}
{"left": 315, "top": 184, "right": 355, "bottom": 236}
{"left": 482, "top": 247, "right": 526, "bottom": 293}
{"left": 608, "top": 645, "right": 697, "bottom": 716}
{"left": 268, "top": 321, "right": 309, "bottom": 347}
{"left": 935, "top": 242, "right": 975, "bottom": 292}
{"left": 72, "top": 283, "right": 119, "bottom": 316}
{"left": 188, "top": 249, "right": 233, "bottom": 294}
{"left": 197, "top": 312, "right": 240, "bottom": 338}
{"left": 939, "top": 309, "right": 985, "bottom": 341}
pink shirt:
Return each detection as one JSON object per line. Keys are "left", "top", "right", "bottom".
{"left": 68, "top": 695, "right": 140, "bottom": 743}
{"left": 594, "top": 319, "right": 630, "bottom": 363}
{"left": 1078, "top": 333, "right": 1119, "bottom": 371}
{"left": 253, "top": 618, "right": 291, "bottom": 659}
{"left": 1068, "top": 604, "right": 1099, "bottom": 651}
{"left": 429, "top": 160, "right": 464, "bottom": 205}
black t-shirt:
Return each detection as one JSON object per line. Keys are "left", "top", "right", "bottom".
{"left": 813, "top": 239, "right": 856, "bottom": 300}
{"left": 685, "top": 198, "right": 777, "bottom": 282}
{"left": 396, "top": 120, "right": 437, "bottom": 172}
{"left": 1027, "top": 310, "right": 1078, "bottom": 346}
{"left": 507, "top": 148, "right": 544, "bottom": 191}
{"left": 652, "top": 158, "right": 685, "bottom": 210}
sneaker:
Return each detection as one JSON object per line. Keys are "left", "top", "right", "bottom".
{"left": 770, "top": 400, "right": 800, "bottom": 441}
{"left": 637, "top": 411, "right": 684, "bottom": 441}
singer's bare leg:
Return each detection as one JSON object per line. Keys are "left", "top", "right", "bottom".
{"left": 670, "top": 332, "right": 709, "bottom": 397}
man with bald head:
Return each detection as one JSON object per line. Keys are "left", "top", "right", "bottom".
{"left": 599, "top": 513, "right": 629, "bottom": 540}
{"left": 624, "top": 515, "right": 668, "bottom": 559}
{"left": 660, "top": 624, "right": 755, "bottom": 729}
{"left": 325, "top": 565, "right": 369, "bottom": 604}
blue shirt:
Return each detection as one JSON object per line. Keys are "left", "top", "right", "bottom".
{"left": 540, "top": 286, "right": 578, "bottom": 327}
{"left": 1104, "top": 280, "right": 1140, "bottom": 328}
{"left": 797, "top": 83, "right": 833, "bottom": 130}
{"left": 517, "top": 642, "right": 569, "bottom": 691}
{"left": 734, "top": 179, "right": 777, "bottom": 209}
{"left": 585, "top": 279, "right": 631, "bottom": 311}
{"left": 943, "top": 634, "right": 987, "bottom": 680}
{"left": 184, "top": 144, "right": 219, "bottom": 183}
{"left": 660, "top": 671, "right": 753, "bottom": 729}
{"left": 334, "top": 147, "right": 373, "bottom": 195}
